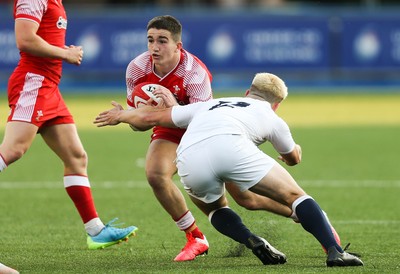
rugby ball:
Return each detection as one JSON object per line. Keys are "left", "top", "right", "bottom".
{"left": 132, "top": 82, "right": 163, "bottom": 108}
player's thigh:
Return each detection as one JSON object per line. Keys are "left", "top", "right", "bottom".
{"left": 226, "top": 183, "right": 253, "bottom": 203}
{"left": 250, "top": 163, "right": 306, "bottom": 207}
{"left": 40, "top": 123, "right": 84, "bottom": 162}
{"left": 145, "top": 139, "right": 178, "bottom": 177}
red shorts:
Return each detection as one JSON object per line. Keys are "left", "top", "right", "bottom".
{"left": 151, "top": 126, "right": 186, "bottom": 144}
{"left": 7, "top": 71, "right": 74, "bottom": 129}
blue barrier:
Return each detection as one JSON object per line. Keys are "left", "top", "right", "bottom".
{"left": 1, "top": 6, "right": 400, "bottom": 90}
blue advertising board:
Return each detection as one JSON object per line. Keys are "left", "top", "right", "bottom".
{"left": 180, "top": 15, "right": 330, "bottom": 71}
{"left": 1, "top": 7, "right": 400, "bottom": 88}
{"left": 0, "top": 11, "right": 330, "bottom": 73}
{"left": 62, "top": 13, "right": 331, "bottom": 73}
{"left": 0, "top": 8, "right": 18, "bottom": 71}
{"left": 340, "top": 15, "right": 400, "bottom": 69}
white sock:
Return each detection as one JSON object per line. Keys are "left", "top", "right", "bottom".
{"left": 175, "top": 211, "right": 195, "bottom": 231}
{"left": 0, "top": 154, "right": 7, "bottom": 172}
{"left": 291, "top": 194, "right": 313, "bottom": 213}
{"left": 290, "top": 211, "right": 300, "bottom": 223}
{"left": 85, "top": 217, "right": 105, "bottom": 236}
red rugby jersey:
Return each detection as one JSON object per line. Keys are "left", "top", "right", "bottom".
{"left": 13, "top": 0, "right": 67, "bottom": 84}
{"left": 126, "top": 49, "right": 213, "bottom": 108}
{"left": 126, "top": 49, "right": 213, "bottom": 142}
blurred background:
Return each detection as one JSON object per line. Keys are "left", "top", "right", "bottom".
{"left": 1, "top": 0, "right": 400, "bottom": 92}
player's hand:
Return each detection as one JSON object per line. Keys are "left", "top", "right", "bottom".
{"left": 64, "top": 45, "right": 83, "bottom": 65}
{"left": 278, "top": 144, "right": 302, "bottom": 166}
{"left": 109, "top": 101, "right": 124, "bottom": 111}
{"left": 147, "top": 97, "right": 166, "bottom": 109}
{"left": 94, "top": 101, "right": 124, "bottom": 127}
{"left": 152, "top": 86, "right": 178, "bottom": 107}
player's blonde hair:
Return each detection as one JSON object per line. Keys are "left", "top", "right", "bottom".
{"left": 249, "top": 73, "right": 288, "bottom": 103}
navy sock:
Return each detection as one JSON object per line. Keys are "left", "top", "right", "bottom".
{"left": 295, "top": 197, "right": 343, "bottom": 252}
{"left": 210, "top": 207, "right": 254, "bottom": 248}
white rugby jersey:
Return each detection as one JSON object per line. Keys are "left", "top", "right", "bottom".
{"left": 171, "top": 97, "right": 296, "bottom": 155}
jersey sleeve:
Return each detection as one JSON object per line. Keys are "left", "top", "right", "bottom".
{"left": 185, "top": 72, "right": 213, "bottom": 103}
{"left": 126, "top": 60, "right": 136, "bottom": 108}
{"left": 184, "top": 54, "right": 213, "bottom": 103}
{"left": 126, "top": 57, "right": 141, "bottom": 108}
{"left": 126, "top": 52, "right": 151, "bottom": 108}
{"left": 171, "top": 103, "right": 203, "bottom": 128}
{"left": 269, "top": 117, "right": 296, "bottom": 154}
{"left": 14, "top": 0, "right": 46, "bottom": 24}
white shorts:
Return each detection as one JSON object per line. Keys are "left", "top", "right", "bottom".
{"left": 176, "top": 134, "right": 276, "bottom": 203}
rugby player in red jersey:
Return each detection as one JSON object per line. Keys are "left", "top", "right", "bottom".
{"left": 0, "top": 0, "right": 137, "bottom": 254}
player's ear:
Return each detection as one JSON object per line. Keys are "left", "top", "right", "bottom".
{"left": 245, "top": 89, "right": 250, "bottom": 96}
{"left": 176, "top": 41, "right": 183, "bottom": 52}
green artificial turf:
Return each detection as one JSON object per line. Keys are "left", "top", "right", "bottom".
{"left": 0, "top": 92, "right": 399, "bottom": 273}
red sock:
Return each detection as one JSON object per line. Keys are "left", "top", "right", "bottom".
{"left": 189, "top": 226, "right": 204, "bottom": 239}
{"left": 65, "top": 185, "right": 98, "bottom": 223}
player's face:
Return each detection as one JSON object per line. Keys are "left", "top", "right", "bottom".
{"left": 147, "top": 28, "right": 181, "bottom": 67}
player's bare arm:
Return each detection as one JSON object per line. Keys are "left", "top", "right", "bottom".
{"left": 278, "top": 144, "right": 302, "bottom": 166}
{"left": 94, "top": 102, "right": 176, "bottom": 129}
{"left": 15, "top": 19, "right": 83, "bottom": 65}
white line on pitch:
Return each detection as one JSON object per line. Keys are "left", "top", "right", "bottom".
{"left": 0, "top": 180, "right": 400, "bottom": 189}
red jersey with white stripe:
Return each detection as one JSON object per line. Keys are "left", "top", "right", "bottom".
{"left": 126, "top": 49, "right": 213, "bottom": 143}
{"left": 13, "top": 0, "right": 67, "bottom": 84}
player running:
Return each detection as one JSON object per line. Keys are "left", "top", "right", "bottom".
{"left": 125, "top": 15, "right": 211, "bottom": 261}
{"left": 0, "top": 0, "right": 137, "bottom": 253}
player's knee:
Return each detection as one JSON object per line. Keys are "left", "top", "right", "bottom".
{"left": 64, "top": 149, "right": 88, "bottom": 170}
{"left": 76, "top": 150, "right": 88, "bottom": 168}
{"left": 146, "top": 172, "right": 165, "bottom": 187}
{"left": 146, "top": 170, "right": 171, "bottom": 189}
{"left": 1, "top": 144, "right": 28, "bottom": 164}
{"left": 287, "top": 192, "right": 308, "bottom": 208}
{"left": 81, "top": 150, "right": 88, "bottom": 163}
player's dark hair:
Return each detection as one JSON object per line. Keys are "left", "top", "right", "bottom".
{"left": 147, "top": 15, "right": 182, "bottom": 42}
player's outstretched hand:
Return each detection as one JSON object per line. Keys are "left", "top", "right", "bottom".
{"left": 94, "top": 101, "right": 124, "bottom": 127}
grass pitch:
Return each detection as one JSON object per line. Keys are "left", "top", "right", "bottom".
{"left": 0, "top": 91, "right": 399, "bottom": 273}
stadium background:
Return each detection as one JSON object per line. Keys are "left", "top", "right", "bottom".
{"left": 1, "top": 0, "right": 400, "bottom": 92}
{"left": 0, "top": 1, "right": 399, "bottom": 273}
